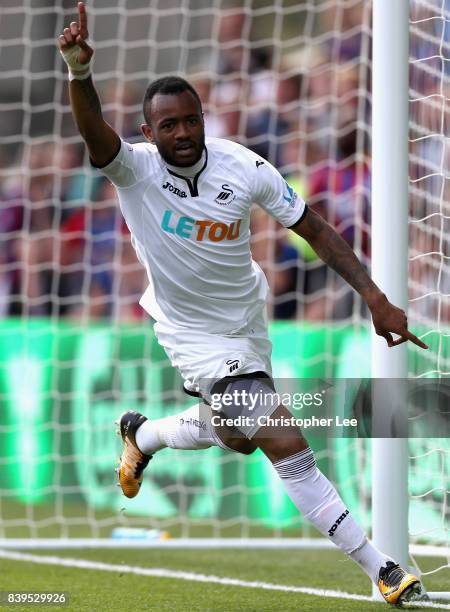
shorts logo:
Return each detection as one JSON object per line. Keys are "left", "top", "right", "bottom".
{"left": 226, "top": 359, "right": 240, "bottom": 373}
{"left": 214, "top": 184, "right": 236, "bottom": 206}
{"left": 161, "top": 210, "right": 241, "bottom": 242}
{"left": 328, "top": 509, "right": 349, "bottom": 536}
{"left": 163, "top": 180, "right": 187, "bottom": 198}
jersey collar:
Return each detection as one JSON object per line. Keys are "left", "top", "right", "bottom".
{"left": 165, "top": 148, "right": 207, "bottom": 178}
{"left": 165, "top": 148, "right": 208, "bottom": 197}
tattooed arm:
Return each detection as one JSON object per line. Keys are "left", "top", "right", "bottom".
{"left": 58, "top": 2, "right": 120, "bottom": 166}
{"left": 291, "top": 207, "right": 428, "bottom": 349}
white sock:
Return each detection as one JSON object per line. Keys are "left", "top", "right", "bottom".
{"left": 273, "top": 448, "right": 392, "bottom": 583}
{"left": 135, "top": 402, "right": 229, "bottom": 454}
{"left": 349, "top": 539, "right": 394, "bottom": 584}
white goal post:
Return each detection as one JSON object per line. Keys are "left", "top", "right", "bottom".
{"left": 371, "top": 0, "right": 410, "bottom": 574}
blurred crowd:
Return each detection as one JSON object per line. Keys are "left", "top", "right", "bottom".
{"left": 0, "top": 1, "right": 448, "bottom": 323}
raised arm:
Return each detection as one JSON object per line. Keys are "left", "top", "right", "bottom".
{"left": 58, "top": 2, "right": 120, "bottom": 167}
{"left": 292, "top": 207, "right": 428, "bottom": 349}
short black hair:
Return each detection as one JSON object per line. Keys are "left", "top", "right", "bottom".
{"left": 143, "top": 76, "right": 202, "bottom": 124}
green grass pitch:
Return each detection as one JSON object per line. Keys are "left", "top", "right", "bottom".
{"left": 2, "top": 548, "right": 449, "bottom": 611}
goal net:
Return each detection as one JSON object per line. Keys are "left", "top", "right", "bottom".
{"left": 407, "top": 0, "right": 450, "bottom": 587}
{"left": 0, "top": 0, "right": 448, "bottom": 593}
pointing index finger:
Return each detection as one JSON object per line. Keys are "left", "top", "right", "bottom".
{"left": 402, "top": 329, "right": 429, "bottom": 350}
{"left": 78, "top": 1, "right": 88, "bottom": 38}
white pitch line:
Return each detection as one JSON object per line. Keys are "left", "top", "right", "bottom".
{"left": 0, "top": 549, "right": 449, "bottom": 610}
{"left": 0, "top": 539, "right": 447, "bottom": 558}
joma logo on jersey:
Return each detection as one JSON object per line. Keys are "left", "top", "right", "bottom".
{"left": 215, "top": 183, "right": 236, "bottom": 206}
{"left": 162, "top": 180, "right": 187, "bottom": 198}
{"left": 161, "top": 210, "right": 241, "bottom": 242}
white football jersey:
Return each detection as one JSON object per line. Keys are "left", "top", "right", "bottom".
{"left": 98, "top": 137, "right": 306, "bottom": 333}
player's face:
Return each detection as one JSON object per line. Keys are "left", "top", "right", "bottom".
{"left": 143, "top": 91, "right": 205, "bottom": 167}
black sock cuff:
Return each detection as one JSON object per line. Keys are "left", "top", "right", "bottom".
{"left": 273, "top": 447, "right": 316, "bottom": 479}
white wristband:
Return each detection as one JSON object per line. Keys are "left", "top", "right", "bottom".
{"left": 60, "top": 44, "right": 91, "bottom": 81}
{"left": 68, "top": 66, "right": 91, "bottom": 81}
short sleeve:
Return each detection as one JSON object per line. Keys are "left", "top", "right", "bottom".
{"left": 93, "top": 139, "right": 152, "bottom": 188}
{"left": 250, "top": 156, "right": 306, "bottom": 228}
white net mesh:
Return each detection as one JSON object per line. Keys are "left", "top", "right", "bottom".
{"left": 0, "top": 0, "right": 448, "bottom": 589}
{"left": 408, "top": 0, "right": 450, "bottom": 581}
